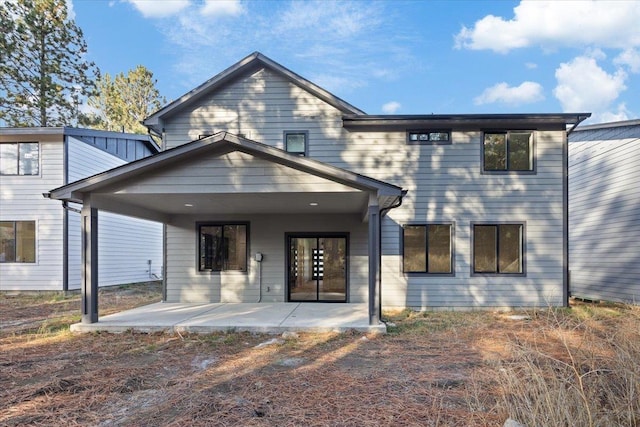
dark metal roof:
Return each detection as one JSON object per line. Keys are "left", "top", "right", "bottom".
{"left": 47, "top": 132, "right": 404, "bottom": 205}
{"left": 343, "top": 113, "right": 591, "bottom": 130}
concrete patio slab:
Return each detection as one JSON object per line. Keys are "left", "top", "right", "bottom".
{"left": 70, "top": 302, "right": 386, "bottom": 334}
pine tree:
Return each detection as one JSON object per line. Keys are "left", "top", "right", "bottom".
{"left": 82, "top": 65, "right": 165, "bottom": 134}
{"left": 0, "top": 0, "right": 98, "bottom": 127}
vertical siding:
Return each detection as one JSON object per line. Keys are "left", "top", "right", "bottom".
{"left": 66, "top": 136, "right": 163, "bottom": 289}
{"left": 161, "top": 67, "right": 566, "bottom": 308}
{"left": 165, "top": 214, "right": 367, "bottom": 304}
{"left": 569, "top": 135, "right": 640, "bottom": 303}
{"left": 0, "top": 139, "right": 64, "bottom": 290}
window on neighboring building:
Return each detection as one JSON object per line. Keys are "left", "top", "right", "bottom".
{"left": 407, "top": 130, "right": 451, "bottom": 145}
{"left": 0, "top": 142, "right": 39, "bottom": 175}
{"left": 0, "top": 221, "right": 36, "bottom": 263}
{"left": 198, "top": 223, "right": 248, "bottom": 272}
{"left": 403, "top": 224, "right": 453, "bottom": 274}
{"left": 473, "top": 224, "right": 524, "bottom": 274}
{"left": 284, "top": 131, "right": 307, "bottom": 156}
{"left": 483, "top": 131, "right": 533, "bottom": 172}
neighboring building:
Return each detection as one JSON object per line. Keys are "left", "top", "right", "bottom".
{"left": 0, "top": 127, "right": 163, "bottom": 291}
{"left": 48, "top": 53, "right": 590, "bottom": 324}
{"left": 568, "top": 119, "right": 640, "bottom": 304}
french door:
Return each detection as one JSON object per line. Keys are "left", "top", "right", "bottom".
{"left": 287, "top": 234, "right": 348, "bottom": 302}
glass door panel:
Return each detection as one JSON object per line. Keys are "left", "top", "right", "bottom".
{"left": 288, "top": 235, "right": 347, "bottom": 302}
{"left": 318, "top": 238, "right": 346, "bottom": 301}
{"left": 289, "top": 237, "right": 317, "bottom": 301}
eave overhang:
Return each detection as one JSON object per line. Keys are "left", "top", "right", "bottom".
{"left": 143, "top": 52, "right": 366, "bottom": 134}
{"left": 343, "top": 113, "right": 591, "bottom": 131}
{"left": 46, "top": 132, "right": 404, "bottom": 212}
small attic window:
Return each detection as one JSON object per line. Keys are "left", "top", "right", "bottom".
{"left": 284, "top": 131, "right": 308, "bottom": 156}
{"left": 407, "top": 130, "right": 451, "bottom": 145}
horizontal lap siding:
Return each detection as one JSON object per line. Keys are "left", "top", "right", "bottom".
{"left": 164, "top": 68, "right": 344, "bottom": 150}
{"left": 165, "top": 214, "right": 367, "bottom": 304}
{"left": 118, "top": 152, "right": 358, "bottom": 194}
{"left": 162, "top": 67, "right": 566, "bottom": 308}
{"left": 341, "top": 130, "right": 565, "bottom": 309}
{"left": 569, "top": 136, "right": 640, "bottom": 304}
{"left": 67, "top": 137, "right": 163, "bottom": 289}
{"left": 0, "top": 139, "right": 64, "bottom": 291}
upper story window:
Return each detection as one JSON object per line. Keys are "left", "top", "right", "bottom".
{"left": 0, "top": 221, "right": 36, "bottom": 263}
{"left": 403, "top": 223, "right": 453, "bottom": 274}
{"left": 198, "top": 223, "right": 248, "bottom": 272}
{"left": 407, "top": 130, "right": 451, "bottom": 145}
{"left": 472, "top": 223, "right": 524, "bottom": 275}
{"left": 284, "top": 131, "right": 308, "bottom": 156}
{"left": 483, "top": 131, "right": 533, "bottom": 172}
{"left": 0, "top": 142, "right": 39, "bottom": 175}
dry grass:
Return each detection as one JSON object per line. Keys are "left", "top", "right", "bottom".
{"left": 1, "top": 287, "right": 638, "bottom": 426}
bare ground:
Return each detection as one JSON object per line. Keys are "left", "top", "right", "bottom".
{"left": 1, "top": 284, "right": 638, "bottom": 426}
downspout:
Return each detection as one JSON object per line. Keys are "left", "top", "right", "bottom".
{"left": 564, "top": 114, "right": 590, "bottom": 306}
{"left": 377, "top": 190, "right": 407, "bottom": 322}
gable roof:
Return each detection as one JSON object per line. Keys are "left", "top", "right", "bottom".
{"left": 46, "top": 132, "right": 404, "bottom": 208}
{"left": 143, "top": 52, "right": 366, "bottom": 134}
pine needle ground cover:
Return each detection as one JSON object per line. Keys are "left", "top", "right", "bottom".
{"left": 1, "top": 284, "right": 638, "bottom": 426}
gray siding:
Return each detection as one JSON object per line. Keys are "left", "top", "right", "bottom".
{"left": 0, "top": 136, "right": 64, "bottom": 291}
{"left": 67, "top": 136, "right": 163, "bottom": 289}
{"left": 160, "top": 66, "right": 567, "bottom": 309}
{"left": 348, "top": 130, "right": 565, "bottom": 309}
{"left": 165, "top": 214, "right": 368, "bottom": 303}
{"left": 569, "top": 128, "right": 640, "bottom": 304}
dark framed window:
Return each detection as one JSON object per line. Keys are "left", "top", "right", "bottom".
{"left": 0, "top": 221, "right": 36, "bottom": 263}
{"left": 472, "top": 223, "right": 524, "bottom": 275}
{"left": 403, "top": 224, "right": 453, "bottom": 274}
{"left": 284, "top": 131, "right": 308, "bottom": 156}
{"left": 483, "top": 131, "right": 533, "bottom": 172}
{"left": 0, "top": 142, "right": 39, "bottom": 175}
{"left": 407, "top": 130, "right": 451, "bottom": 145}
{"left": 198, "top": 223, "right": 248, "bottom": 272}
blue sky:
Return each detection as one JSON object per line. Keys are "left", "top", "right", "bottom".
{"left": 71, "top": 0, "right": 640, "bottom": 124}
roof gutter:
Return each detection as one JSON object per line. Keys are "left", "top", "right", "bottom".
{"left": 566, "top": 114, "right": 591, "bottom": 136}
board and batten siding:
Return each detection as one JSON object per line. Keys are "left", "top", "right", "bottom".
{"left": 569, "top": 131, "right": 640, "bottom": 304}
{"left": 0, "top": 136, "right": 65, "bottom": 291}
{"left": 160, "top": 66, "right": 567, "bottom": 308}
{"left": 66, "top": 136, "right": 163, "bottom": 289}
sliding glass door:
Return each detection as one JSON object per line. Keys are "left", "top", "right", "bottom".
{"left": 287, "top": 234, "right": 347, "bottom": 302}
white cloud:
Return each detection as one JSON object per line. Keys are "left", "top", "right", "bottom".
{"left": 201, "top": 0, "right": 243, "bottom": 17}
{"left": 553, "top": 55, "right": 627, "bottom": 113}
{"left": 474, "top": 81, "right": 544, "bottom": 106}
{"left": 455, "top": 1, "right": 640, "bottom": 53}
{"left": 525, "top": 62, "right": 537, "bottom": 69}
{"left": 595, "top": 103, "right": 631, "bottom": 123}
{"left": 126, "top": 0, "right": 190, "bottom": 18}
{"left": 382, "top": 101, "right": 401, "bottom": 114}
{"left": 157, "top": 1, "right": 414, "bottom": 95}
{"left": 614, "top": 48, "right": 640, "bottom": 73}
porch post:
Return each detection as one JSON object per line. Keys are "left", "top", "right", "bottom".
{"left": 368, "top": 194, "right": 380, "bottom": 325}
{"left": 81, "top": 196, "right": 98, "bottom": 324}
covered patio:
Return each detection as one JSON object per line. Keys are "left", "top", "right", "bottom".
{"left": 47, "top": 132, "right": 405, "bottom": 329}
{"left": 69, "top": 302, "right": 386, "bottom": 334}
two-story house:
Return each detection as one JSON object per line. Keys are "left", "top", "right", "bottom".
{"left": 0, "top": 127, "right": 163, "bottom": 291}
{"left": 47, "top": 53, "right": 589, "bottom": 324}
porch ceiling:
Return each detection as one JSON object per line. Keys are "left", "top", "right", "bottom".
{"left": 93, "top": 191, "right": 369, "bottom": 217}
